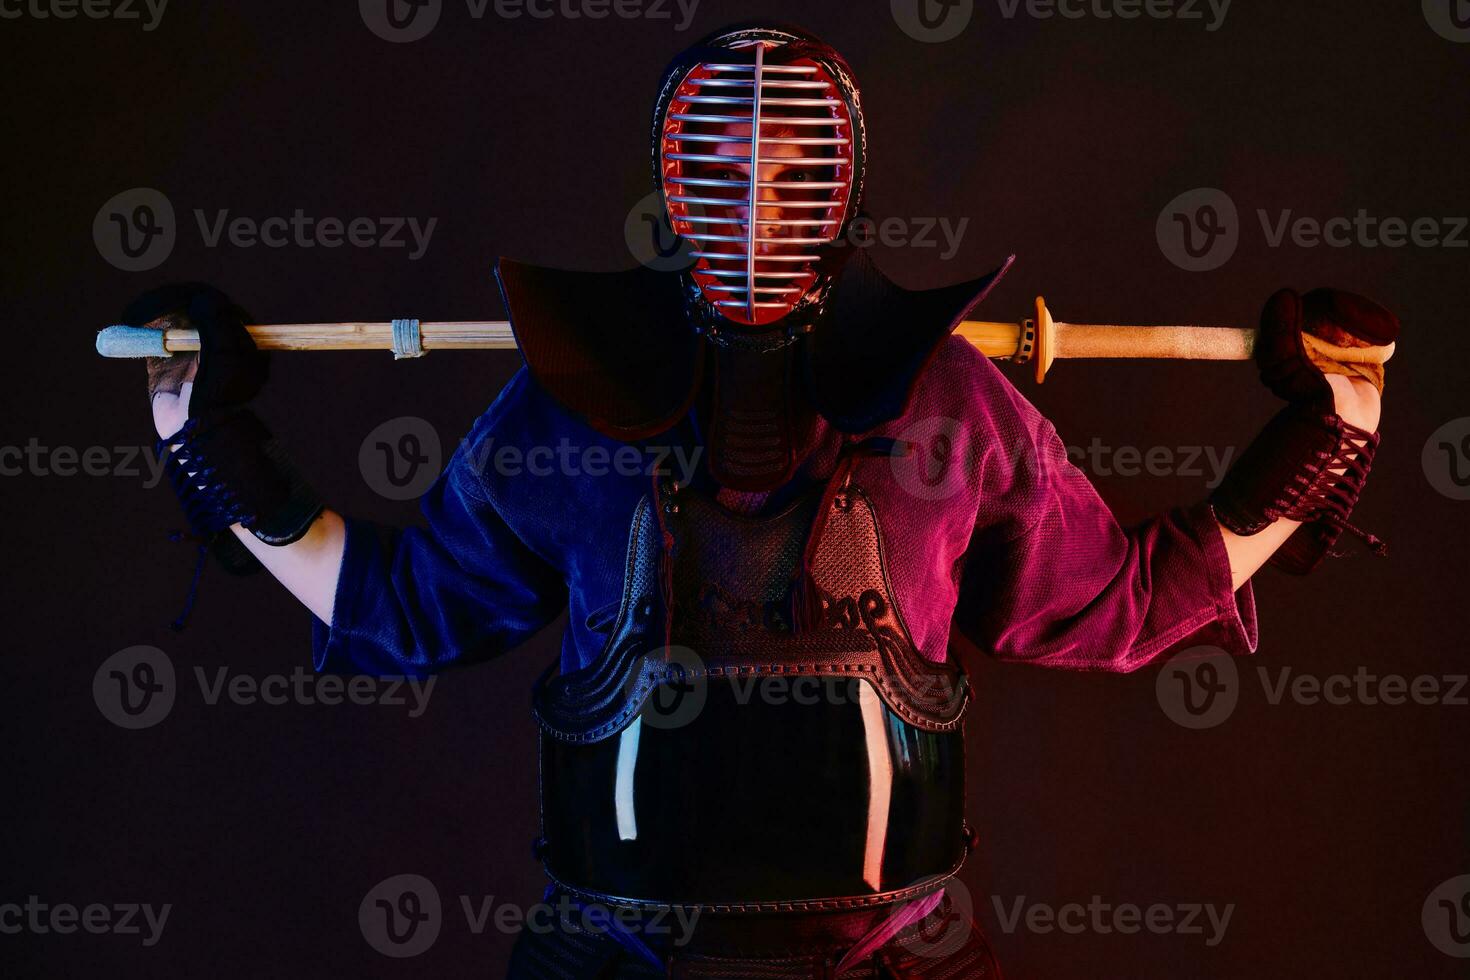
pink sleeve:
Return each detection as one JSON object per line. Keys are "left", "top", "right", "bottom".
{"left": 952, "top": 383, "right": 1258, "bottom": 673}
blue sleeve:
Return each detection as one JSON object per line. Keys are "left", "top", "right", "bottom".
{"left": 311, "top": 385, "right": 568, "bottom": 678}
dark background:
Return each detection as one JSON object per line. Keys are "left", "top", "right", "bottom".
{"left": 4, "top": 1, "right": 1469, "bottom": 976}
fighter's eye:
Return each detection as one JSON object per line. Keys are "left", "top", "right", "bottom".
{"left": 789, "top": 171, "right": 807, "bottom": 183}
{"left": 707, "top": 167, "right": 742, "bottom": 183}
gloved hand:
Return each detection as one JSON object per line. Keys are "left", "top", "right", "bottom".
{"left": 1212, "top": 288, "right": 1399, "bottom": 574}
{"left": 1255, "top": 287, "right": 1398, "bottom": 405}
{"left": 124, "top": 282, "right": 269, "bottom": 439}
{"left": 123, "top": 285, "right": 322, "bottom": 624}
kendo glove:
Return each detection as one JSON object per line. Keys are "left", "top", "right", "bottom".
{"left": 1211, "top": 288, "right": 1398, "bottom": 574}
{"left": 125, "top": 284, "right": 323, "bottom": 623}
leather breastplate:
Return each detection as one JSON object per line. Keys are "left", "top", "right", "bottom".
{"left": 534, "top": 468, "right": 971, "bottom": 913}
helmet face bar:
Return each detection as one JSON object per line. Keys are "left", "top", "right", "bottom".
{"left": 658, "top": 34, "right": 860, "bottom": 329}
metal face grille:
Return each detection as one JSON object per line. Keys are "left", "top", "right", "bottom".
{"left": 660, "top": 43, "right": 856, "bottom": 328}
